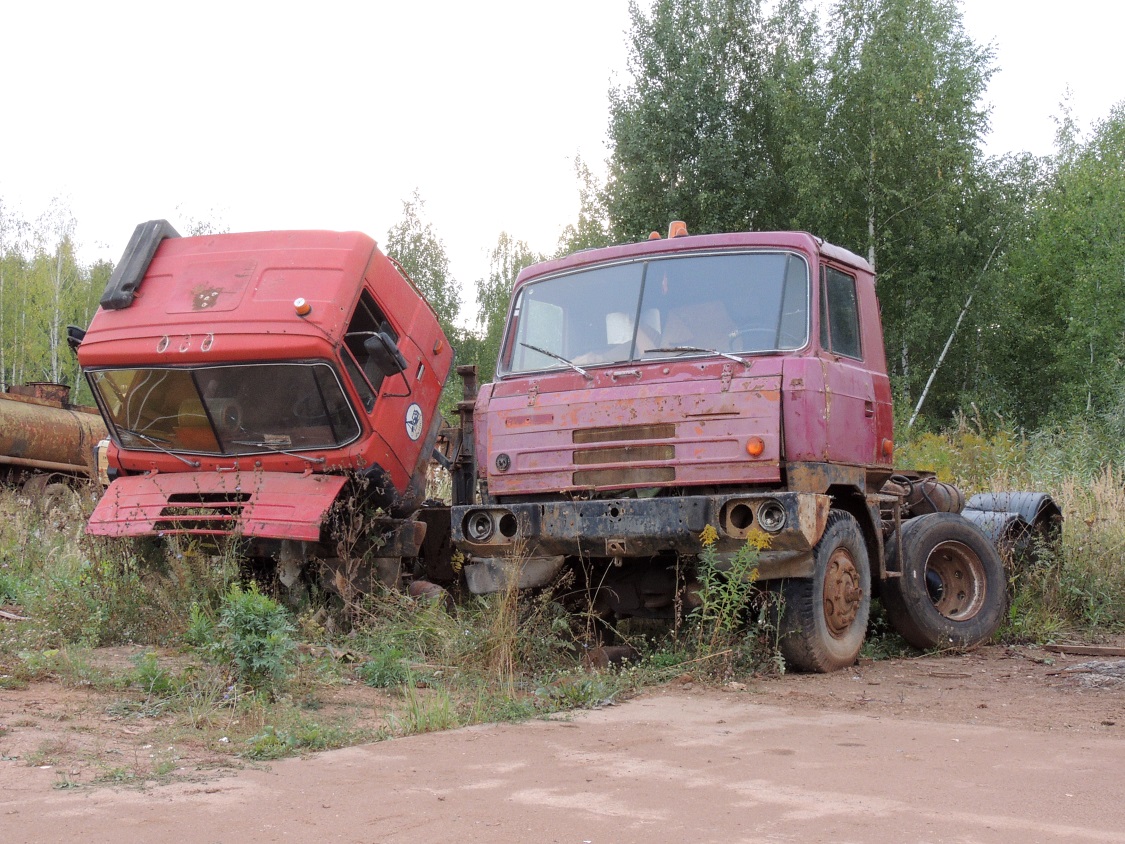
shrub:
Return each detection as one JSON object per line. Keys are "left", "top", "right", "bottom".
{"left": 212, "top": 583, "right": 296, "bottom": 692}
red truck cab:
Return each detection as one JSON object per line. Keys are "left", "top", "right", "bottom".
{"left": 77, "top": 222, "right": 452, "bottom": 555}
{"left": 452, "top": 229, "right": 895, "bottom": 647}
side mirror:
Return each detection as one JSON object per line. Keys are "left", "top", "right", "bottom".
{"left": 66, "top": 325, "right": 86, "bottom": 354}
{"left": 363, "top": 331, "right": 408, "bottom": 384}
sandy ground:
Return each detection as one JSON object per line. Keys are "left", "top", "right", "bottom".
{"left": 2, "top": 643, "right": 1124, "bottom": 843}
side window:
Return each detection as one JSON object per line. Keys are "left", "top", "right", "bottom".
{"left": 343, "top": 290, "right": 396, "bottom": 408}
{"left": 821, "top": 267, "right": 862, "bottom": 360}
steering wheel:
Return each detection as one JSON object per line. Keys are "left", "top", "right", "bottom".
{"left": 729, "top": 326, "right": 777, "bottom": 351}
{"left": 292, "top": 394, "right": 328, "bottom": 423}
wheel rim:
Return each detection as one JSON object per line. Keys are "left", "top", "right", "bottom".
{"left": 823, "top": 548, "right": 863, "bottom": 638}
{"left": 925, "top": 540, "right": 987, "bottom": 620}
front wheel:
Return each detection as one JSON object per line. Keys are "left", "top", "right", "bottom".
{"left": 777, "top": 510, "right": 871, "bottom": 673}
{"left": 881, "top": 513, "right": 1007, "bottom": 650}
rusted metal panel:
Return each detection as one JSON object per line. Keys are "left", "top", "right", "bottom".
{"left": 484, "top": 361, "right": 783, "bottom": 496}
{"left": 452, "top": 491, "right": 829, "bottom": 576}
{"left": 786, "top": 461, "right": 865, "bottom": 493}
{"left": 573, "top": 466, "right": 676, "bottom": 487}
{"left": 87, "top": 471, "right": 347, "bottom": 540}
{"left": 7, "top": 382, "right": 71, "bottom": 402}
{"left": 0, "top": 390, "right": 107, "bottom": 479}
{"left": 573, "top": 423, "right": 676, "bottom": 444}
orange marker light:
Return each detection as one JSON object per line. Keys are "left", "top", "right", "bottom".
{"left": 433, "top": 338, "right": 444, "bottom": 354}
{"left": 882, "top": 438, "right": 894, "bottom": 458}
{"left": 648, "top": 231, "right": 662, "bottom": 240}
{"left": 294, "top": 297, "right": 312, "bottom": 317}
{"left": 746, "top": 436, "right": 765, "bottom": 457}
{"left": 668, "top": 220, "right": 689, "bottom": 238}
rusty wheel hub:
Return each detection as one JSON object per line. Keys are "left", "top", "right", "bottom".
{"left": 823, "top": 549, "right": 863, "bottom": 638}
{"left": 926, "top": 541, "right": 987, "bottom": 620}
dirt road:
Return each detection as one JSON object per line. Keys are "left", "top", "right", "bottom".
{"left": 3, "top": 646, "right": 1124, "bottom": 843}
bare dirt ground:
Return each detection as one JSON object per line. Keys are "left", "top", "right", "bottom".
{"left": 2, "top": 641, "right": 1124, "bottom": 843}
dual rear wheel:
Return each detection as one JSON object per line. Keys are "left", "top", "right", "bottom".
{"left": 778, "top": 510, "right": 1007, "bottom": 672}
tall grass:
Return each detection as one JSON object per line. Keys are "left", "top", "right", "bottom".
{"left": 898, "top": 414, "right": 1125, "bottom": 638}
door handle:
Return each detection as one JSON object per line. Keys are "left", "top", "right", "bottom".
{"left": 864, "top": 400, "right": 875, "bottom": 418}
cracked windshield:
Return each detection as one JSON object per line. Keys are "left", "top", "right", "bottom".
{"left": 89, "top": 363, "right": 361, "bottom": 455}
{"left": 500, "top": 251, "right": 810, "bottom": 375}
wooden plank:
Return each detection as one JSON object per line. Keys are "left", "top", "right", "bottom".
{"left": 1043, "top": 644, "right": 1125, "bottom": 657}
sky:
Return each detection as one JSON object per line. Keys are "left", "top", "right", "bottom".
{"left": 1, "top": 1, "right": 1122, "bottom": 325}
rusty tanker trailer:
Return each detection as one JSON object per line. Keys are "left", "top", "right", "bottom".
{"left": 0, "top": 382, "right": 107, "bottom": 498}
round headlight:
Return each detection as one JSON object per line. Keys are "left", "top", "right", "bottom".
{"left": 465, "top": 511, "right": 495, "bottom": 542}
{"left": 757, "top": 500, "right": 787, "bottom": 533}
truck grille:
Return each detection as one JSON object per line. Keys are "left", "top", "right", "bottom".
{"left": 573, "top": 423, "right": 675, "bottom": 444}
{"left": 573, "top": 466, "right": 676, "bottom": 487}
{"left": 571, "top": 423, "right": 676, "bottom": 488}
{"left": 154, "top": 491, "right": 251, "bottom": 534}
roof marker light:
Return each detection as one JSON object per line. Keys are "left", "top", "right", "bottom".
{"left": 294, "top": 298, "right": 312, "bottom": 317}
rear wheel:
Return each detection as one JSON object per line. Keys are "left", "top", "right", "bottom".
{"left": 777, "top": 510, "right": 871, "bottom": 672}
{"left": 881, "top": 512, "right": 1007, "bottom": 650}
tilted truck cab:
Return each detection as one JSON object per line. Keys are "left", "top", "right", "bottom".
{"left": 77, "top": 222, "right": 453, "bottom": 585}
{"left": 451, "top": 226, "right": 1054, "bottom": 671}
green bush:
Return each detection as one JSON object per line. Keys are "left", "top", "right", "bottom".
{"left": 212, "top": 583, "right": 296, "bottom": 692}
{"left": 358, "top": 645, "right": 410, "bottom": 688}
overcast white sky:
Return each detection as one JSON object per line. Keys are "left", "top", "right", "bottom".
{"left": 1, "top": 1, "right": 1121, "bottom": 324}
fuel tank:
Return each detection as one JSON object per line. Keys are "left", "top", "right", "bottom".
{"left": 0, "top": 383, "right": 107, "bottom": 479}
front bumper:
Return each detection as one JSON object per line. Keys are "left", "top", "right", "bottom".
{"left": 452, "top": 492, "right": 829, "bottom": 591}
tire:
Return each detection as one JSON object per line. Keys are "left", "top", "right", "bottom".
{"left": 881, "top": 512, "right": 1007, "bottom": 651}
{"left": 777, "top": 510, "right": 871, "bottom": 673}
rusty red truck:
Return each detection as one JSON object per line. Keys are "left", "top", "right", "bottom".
{"left": 450, "top": 223, "right": 1059, "bottom": 671}
{"left": 75, "top": 220, "right": 1058, "bottom": 672}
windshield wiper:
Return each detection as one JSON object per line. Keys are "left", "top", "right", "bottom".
{"left": 644, "top": 346, "right": 750, "bottom": 366}
{"left": 116, "top": 427, "right": 201, "bottom": 468}
{"left": 230, "top": 440, "right": 327, "bottom": 465}
{"left": 519, "top": 342, "right": 591, "bottom": 379}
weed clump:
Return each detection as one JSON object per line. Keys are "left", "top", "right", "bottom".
{"left": 209, "top": 582, "right": 297, "bottom": 693}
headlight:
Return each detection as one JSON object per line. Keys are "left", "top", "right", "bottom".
{"left": 757, "top": 500, "right": 787, "bottom": 533}
{"left": 465, "top": 511, "right": 495, "bottom": 542}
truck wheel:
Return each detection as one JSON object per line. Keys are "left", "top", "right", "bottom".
{"left": 777, "top": 510, "right": 870, "bottom": 673}
{"left": 881, "top": 512, "right": 1007, "bottom": 650}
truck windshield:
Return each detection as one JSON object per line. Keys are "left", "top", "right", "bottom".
{"left": 499, "top": 251, "right": 809, "bottom": 375}
{"left": 88, "top": 362, "right": 361, "bottom": 455}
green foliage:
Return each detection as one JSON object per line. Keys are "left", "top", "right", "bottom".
{"left": 555, "top": 156, "right": 613, "bottom": 256}
{"left": 895, "top": 417, "right": 1028, "bottom": 492}
{"left": 358, "top": 645, "right": 410, "bottom": 688}
{"left": 0, "top": 199, "right": 103, "bottom": 393}
{"left": 693, "top": 534, "right": 763, "bottom": 654}
{"left": 537, "top": 672, "right": 618, "bottom": 711}
{"left": 469, "top": 233, "right": 542, "bottom": 384}
{"left": 244, "top": 721, "right": 360, "bottom": 760}
{"left": 384, "top": 189, "right": 461, "bottom": 340}
{"left": 212, "top": 583, "right": 296, "bottom": 692}
{"left": 1006, "top": 468, "right": 1125, "bottom": 638}
{"left": 389, "top": 680, "right": 461, "bottom": 735}
{"left": 607, "top": 0, "right": 821, "bottom": 238}
{"left": 130, "top": 650, "right": 176, "bottom": 696}
{"left": 985, "top": 103, "right": 1125, "bottom": 425}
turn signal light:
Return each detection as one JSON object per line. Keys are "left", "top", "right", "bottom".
{"left": 882, "top": 438, "right": 894, "bottom": 458}
{"left": 746, "top": 436, "right": 765, "bottom": 457}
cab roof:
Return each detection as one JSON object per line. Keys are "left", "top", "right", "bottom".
{"left": 79, "top": 228, "right": 382, "bottom": 367}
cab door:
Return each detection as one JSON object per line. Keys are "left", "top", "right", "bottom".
{"left": 818, "top": 264, "right": 881, "bottom": 469}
